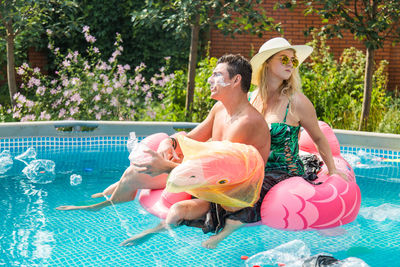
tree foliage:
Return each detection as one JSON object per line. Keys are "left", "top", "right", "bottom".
{"left": 134, "top": 0, "right": 281, "bottom": 118}
{"left": 45, "top": 0, "right": 190, "bottom": 76}
{"left": 0, "top": 0, "right": 192, "bottom": 107}
{"left": 0, "top": 0, "right": 79, "bottom": 106}
{"left": 278, "top": 0, "right": 400, "bottom": 130}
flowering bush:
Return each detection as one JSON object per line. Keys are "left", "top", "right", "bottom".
{"left": 151, "top": 55, "right": 217, "bottom": 122}
{"left": 10, "top": 26, "right": 174, "bottom": 122}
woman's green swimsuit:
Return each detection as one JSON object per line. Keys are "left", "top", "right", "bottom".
{"left": 265, "top": 102, "right": 305, "bottom": 176}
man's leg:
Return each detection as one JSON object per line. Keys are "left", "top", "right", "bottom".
{"left": 120, "top": 199, "right": 210, "bottom": 246}
{"left": 56, "top": 165, "right": 168, "bottom": 211}
{"left": 91, "top": 181, "right": 118, "bottom": 198}
{"left": 120, "top": 221, "right": 169, "bottom": 246}
{"left": 201, "top": 218, "right": 244, "bottom": 249}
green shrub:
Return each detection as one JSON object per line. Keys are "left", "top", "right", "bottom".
{"left": 301, "top": 32, "right": 396, "bottom": 133}
{"left": 377, "top": 94, "right": 400, "bottom": 134}
{"left": 152, "top": 55, "right": 217, "bottom": 123}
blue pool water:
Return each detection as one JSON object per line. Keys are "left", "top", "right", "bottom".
{"left": 1, "top": 138, "right": 399, "bottom": 267}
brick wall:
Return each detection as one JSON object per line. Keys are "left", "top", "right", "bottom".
{"left": 27, "top": 47, "right": 48, "bottom": 75}
{"left": 209, "top": 2, "right": 400, "bottom": 91}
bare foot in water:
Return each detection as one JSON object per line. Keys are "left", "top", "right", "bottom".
{"left": 91, "top": 192, "right": 105, "bottom": 198}
{"left": 201, "top": 235, "right": 222, "bottom": 249}
{"left": 120, "top": 232, "right": 156, "bottom": 247}
{"left": 201, "top": 219, "right": 243, "bottom": 249}
{"left": 120, "top": 222, "right": 168, "bottom": 247}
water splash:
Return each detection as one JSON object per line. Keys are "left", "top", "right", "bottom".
{"left": 22, "top": 159, "right": 56, "bottom": 184}
{"left": 103, "top": 195, "right": 133, "bottom": 236}
{"left": 15, "top": 147, "right": 37, "bottom": 165}
{"left": 0, "top": 150, "right": 13, "bottom": 174}
{"left": 359, "top": 203, "right": 400, "bottom": 222}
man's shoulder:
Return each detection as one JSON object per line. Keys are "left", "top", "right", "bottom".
{"left": 243, "top": 104, "right": 265, "bottom": 121}
{"left": 239, "top": 105, "right": 268, "bottom": 129}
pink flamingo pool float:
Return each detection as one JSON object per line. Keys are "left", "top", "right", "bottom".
{"left": 137, "top": 121, "right": 361, "bottom": 230}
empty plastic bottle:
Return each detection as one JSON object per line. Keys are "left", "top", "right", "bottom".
{"left": 70, "top": 174, "right": 82, "bottom": 186}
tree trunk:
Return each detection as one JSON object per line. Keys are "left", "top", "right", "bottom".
{"left": 185, "top": 15, "right": 200, "bottom": 120}
{"left": 358, "top": 47, "right": 375, "bottom": 131}
{"left": 6, "top": 20, "right": 17, "bottom": 107}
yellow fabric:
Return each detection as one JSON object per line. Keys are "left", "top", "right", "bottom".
{"left": 165, "top": 136, "right": 265, "bottom": 208}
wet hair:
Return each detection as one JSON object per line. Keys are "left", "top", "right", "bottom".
{"left": 217, "top": 54, "right": 252, "bottom": 93}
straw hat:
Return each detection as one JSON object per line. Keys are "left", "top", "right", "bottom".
{"left": 250, "top": 37, "right": 313, "bottom": 85}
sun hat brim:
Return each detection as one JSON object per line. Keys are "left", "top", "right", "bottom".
{"left": 250, "top": 42, "right": 313, "bottom": 86}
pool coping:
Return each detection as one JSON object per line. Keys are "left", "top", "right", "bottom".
{"left": 0, "top": 120, "right": 198, "bottom": 137}
{"left": 334, "top": 129, "right": 400, "bottom": 151}
{"left": 1, "top": 121, "right": 399, "bottom": 151}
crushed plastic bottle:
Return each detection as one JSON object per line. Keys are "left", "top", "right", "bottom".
{"left": 245, "top": 240, "right": 370, "bottom": 267}
{"left": 70, "top": 174, "right": 82, "bottom": 186}
{"left": 246, "top": 240, "right": 310, "bottom": 267}
{"left": 0, "top": 150, "right": 13, "bottom": 174}
{"left": 22, "top": 159, "right": 56, "bottom": 184}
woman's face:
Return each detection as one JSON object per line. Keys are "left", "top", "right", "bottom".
{"left": 267, "top": 49, "right": 297, "bottom": 81}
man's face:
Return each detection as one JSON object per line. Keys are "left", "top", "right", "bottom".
{"left": 207, "top": 63, "right": 232, "bottom": 100}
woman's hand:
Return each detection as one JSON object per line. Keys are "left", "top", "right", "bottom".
{"left": 329, "top": 168, "right": 349, "bottom": 182}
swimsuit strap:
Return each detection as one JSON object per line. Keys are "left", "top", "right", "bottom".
{"left": 283, "top": 101, "right": 290, "bottom": 123}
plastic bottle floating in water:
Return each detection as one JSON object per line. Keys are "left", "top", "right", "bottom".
{"left": 0, "top": 150, "right": 13, "bottom": 174}
{"left": 22, "top": 159, "right": 56, "bottom": 184}
{"left": 127, "top": 132, "right": 138, "bottom": 153}
{"left": 127, "top": 132, "right": 152, "bottom": 165}
{"left": 70, "top": 174, "right": 82, "bottom": 186}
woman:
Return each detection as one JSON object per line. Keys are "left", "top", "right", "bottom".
{"left": 249, "top": 37, "right": 346, "bottom": 180}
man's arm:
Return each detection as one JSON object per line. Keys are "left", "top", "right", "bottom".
{"left": 186, "top": 102, "right": 218, "bottom": 141}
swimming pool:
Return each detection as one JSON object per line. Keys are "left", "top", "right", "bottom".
{"left": 1, "top": 123, "right": 399, "bottom": 267}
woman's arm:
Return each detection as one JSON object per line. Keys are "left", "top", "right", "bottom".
{"left": 296, "top": 93, "right": 348, "bottom": 180}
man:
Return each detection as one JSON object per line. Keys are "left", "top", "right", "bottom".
{"left": 57, "top": 54, "right": 270, "bottom": 248}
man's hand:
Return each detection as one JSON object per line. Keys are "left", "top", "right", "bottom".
{"left": 132, "top": 149, "right": 177, "bottom": 176}
{"left": 157, "top": 138, "right": 180, "bottom": 161}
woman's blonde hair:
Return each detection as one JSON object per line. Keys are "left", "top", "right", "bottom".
{"left": 252, "top": 50, "right": 301, "bottom": 115}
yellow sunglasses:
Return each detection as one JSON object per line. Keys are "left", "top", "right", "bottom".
{"left": 279, "top": 55, "right": 299, "bottom": 68}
